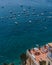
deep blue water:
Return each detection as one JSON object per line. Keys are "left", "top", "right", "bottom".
{"left": 0, "top": 4, "right": 52, "bottom": 65}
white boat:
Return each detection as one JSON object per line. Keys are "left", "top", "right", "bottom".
{"left": 14, "top": 22, "right": 18, "bottom": 24}
{"left": 41, "top": 13, "right": 44, "bottom": 15}
{"left": 47, "top": 16, "right": 52, "bottom": 18}
{"left": 29, "top": 20, "right": 32, "bottom": 23}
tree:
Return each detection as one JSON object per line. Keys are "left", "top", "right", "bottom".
{"left": 2, "top": 63, "right": 8, "bottom": 65}
{"left": 9, "top": 63, "right": 14, "bottom": 65}
{"left": 20, "top": 53, "right": 28, "bottom": 65}
{"left": 39, "top": 61, "right": 46, "bottom": 65}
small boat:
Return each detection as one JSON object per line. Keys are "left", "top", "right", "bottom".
{"left": 47, "top": 16, "right": 52, "bottom": 18}
{"left": 12, "top": 17, "right": 16, "bottom": 20}
{"left": 36, "top": 44, "right": 39, "bottom": 47}
{"left": 29, "top": 20, "right": 32, "bottom": 23}
{"left": 32, "top": 13, "right": 36, "bottom": 15}
{"left": 34, "top": 48, "right": 39, "bottom": 51}
{"left": 18, "top": 14, "right": 20, "bottom": 17}
{"left": 40, "top": 13, "right": 44, "bottom": 15}
{"left": 14, "top": 22, "right": 18, "bottom": 24}
{"left": 23, "top": 8, "right": 26, "bottom": 12}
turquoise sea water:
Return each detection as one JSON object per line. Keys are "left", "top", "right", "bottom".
{"left": 0, "top": 4, "right": 52, "bottom": 65}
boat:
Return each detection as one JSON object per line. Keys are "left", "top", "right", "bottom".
{"left": 14, "top": 22, "right": 18, "bottom": 24}
{"left": 29, "top": 20, "right": 32, "bottom": 23}
{"left": 40, "top": 13, "right": 44, "bottom": 15}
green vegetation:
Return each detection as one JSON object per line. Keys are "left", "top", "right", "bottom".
{"left": 2, "top": 63, "right": 14, "bottom": 65}
{"left": 20, "top": 53, "right": 28, "bottom": 65}
{"left": 2, "top": 63, "right": 8, "bottom": 65}
{"left": 39, "top": 61, "right": 46, "bottom": 65}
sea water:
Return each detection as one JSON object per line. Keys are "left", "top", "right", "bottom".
{"left": 0, "top": 4, "right": 52, "bottom": 65}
